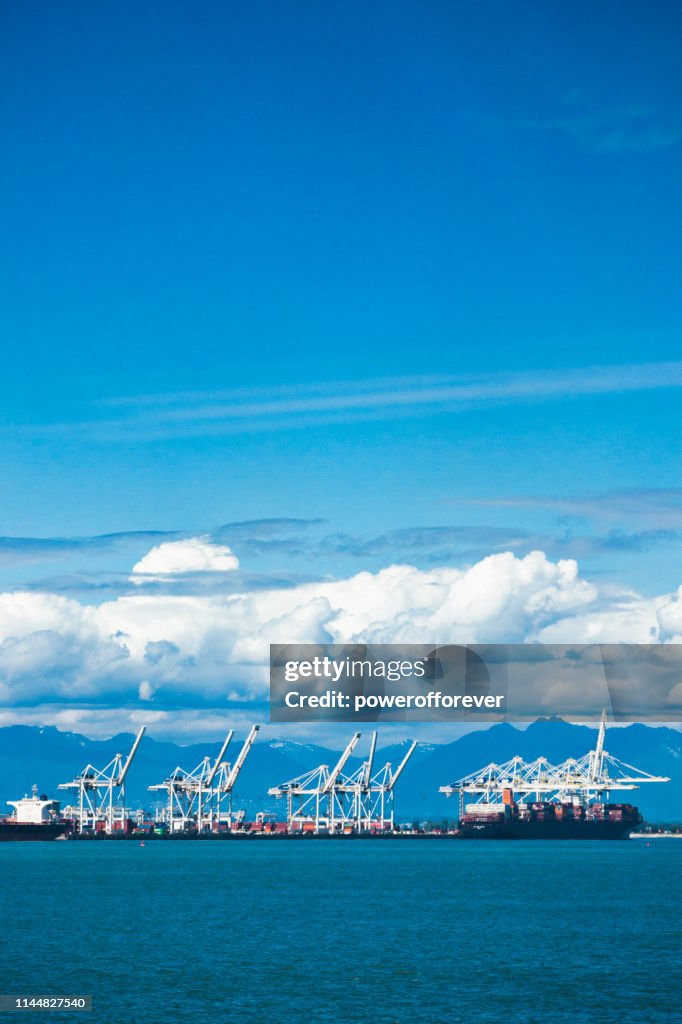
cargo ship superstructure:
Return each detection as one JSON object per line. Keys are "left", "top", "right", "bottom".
{"left": 0, "top": 785, "right": 71, "bottom": 841}
{"left": 440, "top": 711, "right": 670, "bottom": 839}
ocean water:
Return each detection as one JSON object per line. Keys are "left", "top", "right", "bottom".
{"left": 2, "top": 840, "right": 681, "bottom": 1024}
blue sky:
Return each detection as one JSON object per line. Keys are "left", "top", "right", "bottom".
{"left": 1, "top": 2, "right": 681, "bottom": 738}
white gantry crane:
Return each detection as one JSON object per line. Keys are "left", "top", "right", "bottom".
{"left": 439, "top": 710, "right": 670, "bottom": 819}
{"left": 267, "top": 732, "right": 362, "bottom": 833}
{"left": 149, "top": 725, "right": 259, "bottom": 832}
{"left": 58, "top": 726, "right": 146, "bottom": 834}
{"left": 268, "top": 732, "right": 417, "bottom": 833}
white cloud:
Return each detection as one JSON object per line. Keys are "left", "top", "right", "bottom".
{"left": 0, "top": 540, "right": 679, "bottom": 710}
{"left": 657, "top": 585, "right": 682, "bottom": 643}
{"left": 534, "top": 594, "right": 663, "bottom": 644}
{"left": 138, "top": 680, "right": 155, "bottom": 701}
{"left": 131, "top": 537, "right": 239, "bottom": 580}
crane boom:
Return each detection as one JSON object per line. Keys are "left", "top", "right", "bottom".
{"left": 590, "top": 709, "right": 608, "bottom": 782}
{"left": 323, "top": 732, "right": 361, "bottom": 793}
{"left": 226, "top": 725, "right": 260, "bottom": 791}
{"left": 206, "top": 730, "right": 234, "bottom": 786}
{"left": 362, "top": 732, "right": 377, "bottom": 788}
{"left": 116, "top": 726, "right": 146, "bottom": 785}
{"left": 388, "top": 741, "right": 417, "bottom": 790}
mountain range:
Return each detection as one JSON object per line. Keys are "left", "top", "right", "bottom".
{"left": 1, "top": 720, "right": 680, "bottom": 824}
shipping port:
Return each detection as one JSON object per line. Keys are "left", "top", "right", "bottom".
{"left": 1, "top": 712, "right": 673, "bottom": 840}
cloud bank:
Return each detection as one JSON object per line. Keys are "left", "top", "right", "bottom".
{"left": 0, "top": 539, "right": 680, "bottom": 714}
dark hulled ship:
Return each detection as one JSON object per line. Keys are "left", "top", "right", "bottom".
{"left": 456, "top": 798, "right": 642, "bottom": 839}
{"left": 0, "top": 786, "right": 71, "bottom": 841}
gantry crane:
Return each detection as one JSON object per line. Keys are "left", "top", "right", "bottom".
{"left": 268, "top": 732, "right": 417, "bottom": 832}
{"left": 439, "top": 710, "right": 670, "bottom": 819}
{"left": 58, "top": 727, "right": 146, "bottom": 833}
{"left": 149, "top": 725, "right": 259, "bottom": 831}
{"left": 267, "top": 732, "right": 361, "bottom": 832}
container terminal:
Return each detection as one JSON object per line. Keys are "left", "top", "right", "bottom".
{"left": 0, "top": 712, "right": 672, "bottom": 840}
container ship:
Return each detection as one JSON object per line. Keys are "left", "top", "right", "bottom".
{"left": 0, "top": 786, "right": 72, "bottom": 841}
{"left": 440, "top": 711, "right": 669, "bottom": 840}
{"left": 455, "top": 796, "right": 642, "bottom": 839}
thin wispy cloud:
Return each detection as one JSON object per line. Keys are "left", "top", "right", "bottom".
{"left": 483, "top": 101, "right": 681, "bottom": 154}
{"left": 534, "top": 106, "right": 680, "bottom": 153}
{"left": 320, "top": 524, "right": 682, "bottom": 570}
{"left": 0, "top": 530, "right": 179, "bottom": 565}
{"left": 11, "top": 361, "right": 682, "bottom": 442}
{"left": 214, "top": 518, "right": 325, "bottom": 538}
{"left": 448, "top": 488, "right": 682, "bottom": 529}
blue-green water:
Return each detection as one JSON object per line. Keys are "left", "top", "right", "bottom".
{"left": 2, "top": 840, "right": 681, "bottom": 1024}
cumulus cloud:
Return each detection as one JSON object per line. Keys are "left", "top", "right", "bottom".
{"left": 658, "top": 585, "right": 682, "bottom": 643}
{"left": 0, "top": 540, "right": 679, "bottom": 715}
{"left": 131, "top": 537, "right": 239, "bottom": 581}
{"left": 138, "top": 680, "right": 155, "bottom": 701}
